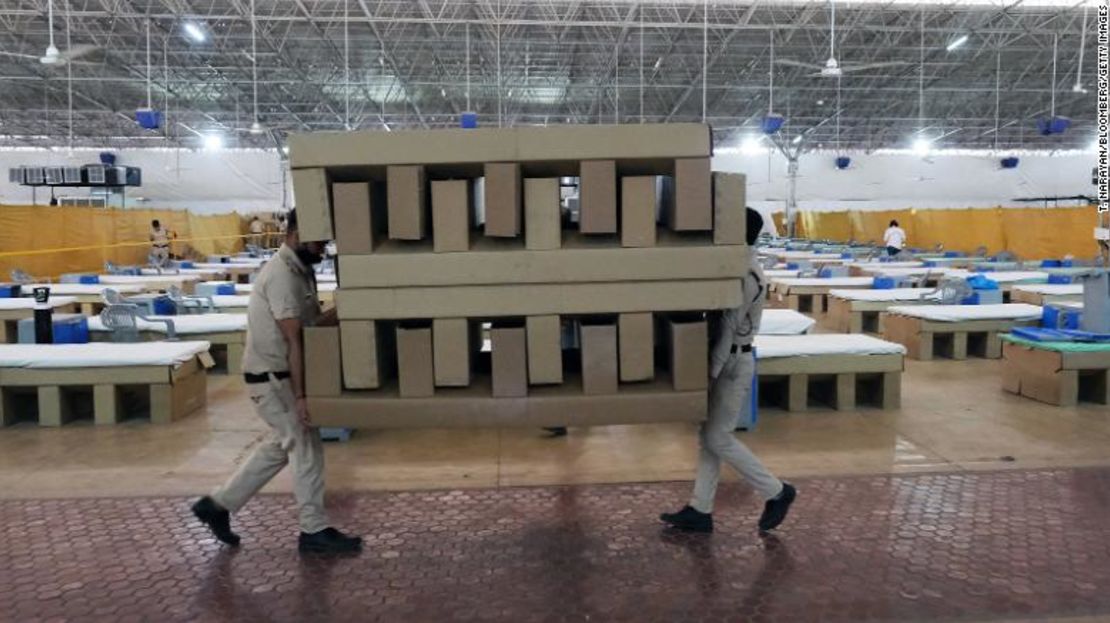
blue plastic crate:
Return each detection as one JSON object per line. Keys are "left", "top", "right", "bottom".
{"left": 1047, "top": 274, "right": 1073, "bottom": 285}
{"left": 0, "top": 283, "right": 20, "bottom": 298}
{"left": 873, "top": 277, "right": 897, "bottom": 290}
{"left": 79, "top": 275, "right": 100, "bottom": 284}
{"left": 1040, "top": 259, "right": 1062, "bottom": 268}
{"left": 17, "top": 314, "right": 89, "bottom": 344}
{"left": 178, "top": 261, "right": 195, "bottom": 269}
{"left": 459, "top": 111, "right": 478, "bottom": 129}
{"left": 216, "top": 283, "right": 236, "bottom": 295}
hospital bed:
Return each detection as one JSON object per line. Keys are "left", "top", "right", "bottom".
{"left": 0, "top": 341, "right": 213, "bottom": 426}
{"left": 769, "top": 277, "right": 876, "bottom": 314}
{"left": 881, "top": 304, "right": 1043, "bottom": 360}
{"left": 1010, "top": 284, "right": 1085, "bottom": 306}
{"left": 1000, "top": 334, "right": 1110, "bottom": 407}
{"left": 21, "top": 284, "right": 145, "bottom": 315}
{"left": 88, "top": 314, "right": 247, "bottom": 374}
{"left": 758, "top": 309, "right": 816, "bottom": 335}
{"left": 825, "top": 288, "right": 937, "bottom": 334}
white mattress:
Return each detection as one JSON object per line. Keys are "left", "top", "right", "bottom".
{"left": 23, "top": 283, "right": 144, "bottom": 296}
{"left": 856, "top": 266, "right": 958, "bottom": 277}
{"left": 1011, "top": 284, "right": 1084, "bottom": 296}
{"left": 829, "top": 288, "right": 937, "bottom": 302}
{"left": 763, "top": 269, "right": 801, "bottom": 279}
{"left": 758, "top": 309, "right": 816, "bottom": 335}
{"left": 848, "top": 261, "right": 925, "bottom": 269}
{"left": 190, "top": 262, "right": 255, "bottom": 271}
{"left": 88, "top": 313, "right": 247, "bottom": 334}
{"left": 0, "top": 296, "right": 79, "bottom": 310}
{"left": 0, "top": 341, "right": 211, "bottom": 369}
{"left": 754, "top": 334, "right": 906, "bottom": 359}
{"left": 139, "top": 268, "right": 223, "bottom": 278}
{"left": 1058, "top": 302, "right": 1085, "bottom": 310}
{"left": 774, "top": 277, "right": 876, "bottom": 288}
{"left": 210, "top": 295, "right": 252, "bottom": 308}
{"left": 227, "top": 258, "right": 267, "bottom": 266}
{"left": 236, "top": 282, "right": 337, "bottom": 293}
{"left": 315, "top": 273, "right": 337, "bottom": 283}
{"left": 772, "top": 251, "right": 846, "bottom": 260}
{"left": 947, "top": 270, "right": 1050, "bottom": 284}
{"left": 885, "top": 303, "right": 1043, "bottom": 322}
{"left": 98, "top": 275, "right": 200, "bottom": 285}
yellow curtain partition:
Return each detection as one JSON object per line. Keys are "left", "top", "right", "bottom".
{"left": 0, "top": 205, "right": 246, "bottom": 279}
{"left": 781, "top": 205, "right": 1098, "bottom": 260}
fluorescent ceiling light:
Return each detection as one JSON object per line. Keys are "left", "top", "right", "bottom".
{"left": 653, "top": 57, "right": 663, "bottom": 71}
{"left": 912, "top": 137, "right": 932, "bottom": 155}
{"left": 184, "top": 22, "right": 207, "bottom": 43}
{"left": 792, "top": 135, "right": 803, "bottom": 144}
{"left": 946, "top": 34, "right": 969, "bottom": 51}
{"left": 740, "top": 136, "right": 767, "bottom": 155}
{"left": 203, "top": 133, "right": 224, "bottom": 151}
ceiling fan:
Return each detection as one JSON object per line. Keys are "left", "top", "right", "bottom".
{"left": 775, "top": 0, "right": 907, "bottom": 78}
{"left": 0, "top": 0, "right": 100, "bottom": 66}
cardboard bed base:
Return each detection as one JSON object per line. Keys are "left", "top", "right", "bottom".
{"left": 89, "top": 332, "right": 244, "bottom": 374}
{"left": 0, "top": 352, "right": 214, "bottom": 427}
{"left": 769, "top": 283, "right": 873, "bottom": 316}
{"left": 307, "top": 373, "right": 706, "bottom": 429}
{"left": 1010, "top": 289, "right": 1085, "bottom": 307}
{"left": 756, "top": 353, "right": 903, "bottom": 412}
{"left": 824, "top": 297, "right": 930, "bottom": 334}
{"left": 881, "top": 313, "right": 1039, "bottom": 361}
{"left": 336, "top": 280, "right": 742, "bottom": 320}
{"left": 1001, "top": 342, "right": 1110, "bottom": 407}
{"left": 337, "top": 242, "right": 747, "bottom": 288}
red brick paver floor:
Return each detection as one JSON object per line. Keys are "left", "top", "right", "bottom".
{"left": 2, "top": 468, "right": 1109, "bottom": 622}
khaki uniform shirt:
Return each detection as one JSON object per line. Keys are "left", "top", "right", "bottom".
{"left": 249, "top": 220, "right": 265, "bottom": 235}
{"left": 709, "top": 248, "right": 764, "bottom": 378}
{"left": 151, "top": 227, "right": 170, "bottom": 248}
{"left": 241, "top": 244, "right": 320, "bottom": 374}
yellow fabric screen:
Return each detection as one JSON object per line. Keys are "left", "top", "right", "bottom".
{"left": 0, "top": 205, "right": 246, "bottom": 279}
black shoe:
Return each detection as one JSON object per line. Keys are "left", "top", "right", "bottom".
{"left": 298, "top": 527, "right": 364, "bottom": 554}
{"left": 758, "top": 483, "right": 797, "bottom": 532}
{"left": 543, "top": 427, "right": 568, "bottom": 438}
{"left": 191, "top": 496, "right": 240, "bottom": 546}
{"left": 659, "top": 505, "right": 714, "bottom": 533}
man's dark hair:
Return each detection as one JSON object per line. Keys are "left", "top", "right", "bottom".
{"left": 890, "top": 219, "right": 899, "bottom": 227}
{"left": 745, "top": 208, "right": 763, "bottom": 246}
{"left": 152, "top": 219, "right": 160, "bottom": 228}
{"left": 285, "top": 209, "right": 298, "bottom": 232}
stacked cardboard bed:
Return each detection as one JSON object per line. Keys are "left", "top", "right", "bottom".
{"left": 289, "top": 123, "right": 750, "bottom": 429}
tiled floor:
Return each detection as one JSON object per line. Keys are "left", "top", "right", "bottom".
{"left": 3, "top": 468, "right": 1110, "bottom": 623}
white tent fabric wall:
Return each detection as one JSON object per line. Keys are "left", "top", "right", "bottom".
{"left": 712, "top": 150, "right": 1094, "bottom": 213}
{"left": 0, "top": 148, "right": 286, "bottom": 214}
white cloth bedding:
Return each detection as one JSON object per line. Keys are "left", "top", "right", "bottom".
{"left": 754, "top": 334, "right": 906, "bottom": 359}
{"left": 139, "top": 268, "right": 223, "bottom": 278}
{"left": 856, "top": 266, "right": 959, "bottom": 277}
{"left": 829, "top": 288, "right": 936, "bottom": 302}
{"left": 763, "top": 269, "right": 801, "bottom": 279}
{"left": 848, "top": 261, "right": 925, "bottom": 269}
{"left": 98, "top": 275, "right": 200, "bottom": 285}
{"left": 0, "top": 297, "right": 78, "bottom": 310}
{"left": 315, "top": 273, "right": 337, "bottom": 283}
{"left": 773, "top": 277, "right": 876, "bottom": 288}
{"left": 885, "top": 303, "right": 1043, "bottom": 322}
{"left": 1011, "top": 284, "right": 1084, "bottom": 296}
{"left": 87, "top": 313, "right": 247, "bottom": 334}
{"left": 758, "top": 309, "right": 816, "bottom": 335}
{"left": 190, "top": 263, "right": 256, "bottom": 272}
{"left": 947, "top": 270, "right": 1050, "bottom": 284}
{"left": 235, "top": 282, "right": 337, "bottom": 294}
{"left": 23, "top": 283, "right": 145, "bottom": 296}
{"left": 210, "top": 295, "right": 252, "bottom": 308}
{"left": 0, "top": 341, "right": 211, "bottom": 369}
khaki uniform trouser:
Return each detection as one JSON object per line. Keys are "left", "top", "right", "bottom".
{"left": 151, "top": 246, "right": 169, "bottom": 266}
{"left": 212, "top": 378, "right": 329, "bottom": 533}
{"left": 690, "top": 351, "right": 783, "bottom": 513}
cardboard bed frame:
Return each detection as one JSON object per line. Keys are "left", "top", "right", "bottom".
{"left": 1001, "top": 341, "right": 1110, "bottom": 407}
{"left": 756, "top": 353, "right": 903, "bottom": 412}
{"left": 882, "top": 312, "right": 1039, "bottom": 361}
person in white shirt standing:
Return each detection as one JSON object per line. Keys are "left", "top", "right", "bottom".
{"left": 883, "top": 220, "right": 907, "bottom": 257}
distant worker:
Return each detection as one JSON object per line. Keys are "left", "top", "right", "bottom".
{"left": 660, "top": 208, "right": 796, "bottom": 534}
{"left": 149, "top": 219, "right": 173, "bottom": 266}
{"left": 191, "top": 209, "right": 363, "bottom": 554}
{"left": 884, "top": 219, "right": 907, "bottom": 257}
{"left": 248, "top": 216, "right": 265, "bottom": 250}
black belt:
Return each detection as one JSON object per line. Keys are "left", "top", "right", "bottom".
{"left": 730, "top": 344, "right": 753, "bottom": 354}
{"left": 244, "top": 371, "right": 291, "bottom": 384}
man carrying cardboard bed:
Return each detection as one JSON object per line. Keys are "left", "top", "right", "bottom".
{"left": 661, "top": 208, "right": 797, "bottom": 534}
{"left": 191, "top": 209, "right": 363, "bottom": 554}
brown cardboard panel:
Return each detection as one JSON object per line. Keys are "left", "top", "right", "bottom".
{"left": 332, "top": 182, "right": 382, "bottom": 254}
{"left": 397, "top": 325, "right": 434, "bottom": 398}
{"left": 433, "top": 318, "right": 474, "bottom": 387}
{"left": 621, "top": 176, "right": 658, "bottom": 248}
{"left": 337, "top": 244, "right": 747, "bottom": 288}
{"left": 289, "top": 123, "right": 712, "bottom": 169}
{"left": 524, "top": 178, "right": 562, "bottom": 251}
{"left": 304, "top": 326, "right": 342, "bottom": 397}
{"left": 484, "top": 163, "right": 523, "bottom": 237}
{"left": 431, "top": 180, "right": 472, "bottom": 253}
{"left": 579, "top": 160, "right": 617, "bottom": 234}
{"left": 386, "top": 165, "right": 427, "bottom": 240}
{"left": 712, "top": 172, "right": 747, "bottom": 245}
{"left": 526, "top": 315, "right": 563, "bottom": 385}
{"left": 618, "top": 313, "right": 654, "bottom": 382}
{"left": 491, "top": 325, "right": 528, "bottom": 397}
{"left": 340, "top": 320, "right": 391, "bottom": 390}
{"left": 580, "top": 322, "right": 618, "bottom": 395}
{"left": 336, "top": 279, "right": 744, "bottom": 320}
{"left": 290, "top": 168, "right": 333, "bottom": 242}
{"left": 306, "top": 373, "right": 706, "bottom": 429}
{"left": 669, "top": 158, "right": 712, "bottom": 231}
{"left": 666, "top": 316, "right": 708, "bottom": 391}
{"left": 757, "top": 353, "right": 904, "bottom": 376}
